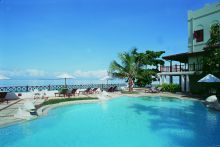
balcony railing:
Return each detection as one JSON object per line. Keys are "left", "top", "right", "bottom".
{"left": 160, "top": 64, "right": 203, "bottom": 72}
{"left": 0, "top": 83, "right": 126, "bottom": 92}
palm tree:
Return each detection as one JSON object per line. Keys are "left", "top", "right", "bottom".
{"left": 109, "top": 49, "right": 165, "bottom": 91}
{"left": 109, "top": 50, "right": 138, "bottom": 92}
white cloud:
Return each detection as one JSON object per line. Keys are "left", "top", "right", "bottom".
{"left": 0, "top": 74, "right": 10, "bottom": 79}
{"left": 0, "top": 69, "right": 47, "bottom": 77}
{"left": 0, "top": 69, "right": 109, "bottom": 79}
{"left": 56, "top": 73, "right": 75, "bottom": 79}
{"left": 25, "top": 69, "right": 46, "bottom": 77}
{"left": 73, "top": 70, "right": 108, "bottom": 79}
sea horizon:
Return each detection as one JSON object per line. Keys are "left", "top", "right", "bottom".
{"left": 0, "top": 77, "right": 180, "bottom": 87}
{"left": 0, "top": 79, "right": 126, "bottom": 87}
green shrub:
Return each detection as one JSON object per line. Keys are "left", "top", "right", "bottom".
{"left": 160, "top": 83, "right": 180, "bottom": 93}
{"left": 121, "top": 91, "right": 139, "bottom": 94}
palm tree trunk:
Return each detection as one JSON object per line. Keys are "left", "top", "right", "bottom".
{"left": 128, "top": 78, "right": 134, "bottom": 92}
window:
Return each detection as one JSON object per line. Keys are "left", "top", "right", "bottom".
{"left": 193, "top": 29, "right": 204, "bottom": 42}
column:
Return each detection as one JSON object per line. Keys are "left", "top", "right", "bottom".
{"left": 159, "top": 75, "right": 162, "bottom": 85}
{"left": 169, "top": 75, "right": 173, "bottom": 84}
{"left": 179, "top": 75, "right": 181, "bottom": 87}
{"left": 186, "top": 75, "right": 190, "bottom": 92}
{"left": 181, "top": 75, "right": 185, "bottom": 92}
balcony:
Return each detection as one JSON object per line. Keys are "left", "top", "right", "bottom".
{"left": 160, "top": 63, "right": 203, "bottom": 72}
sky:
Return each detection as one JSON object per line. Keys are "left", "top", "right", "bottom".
{"left": 0, "top": 0, "right": 219, "bottom": 81}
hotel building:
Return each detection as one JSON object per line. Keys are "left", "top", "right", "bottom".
{"left": 158, "top": 2, "right": 220, "bottom": 93}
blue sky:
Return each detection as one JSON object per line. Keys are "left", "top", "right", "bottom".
{"left": 0, "top": 0, "right": 219, "bottom": 80}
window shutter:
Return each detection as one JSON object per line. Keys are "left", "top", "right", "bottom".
{"left": 193, "top": 29, "right": 204, "bottom": 42}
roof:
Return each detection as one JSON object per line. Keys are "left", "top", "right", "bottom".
{"left": 162, "top": 51, "right": 205, "bottom": 63}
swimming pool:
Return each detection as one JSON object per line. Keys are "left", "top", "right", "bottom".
{"left": 0, "top": 96, "right": 220, "bottom": 147}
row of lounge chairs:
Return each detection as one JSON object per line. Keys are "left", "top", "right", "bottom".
{"left": 55, "top": 86, "right": 118, "bottom": 97}
{"left": 55, "top": 88, "right": 80, "bottom": 97}
{"left": 83, "top": 88, "right": 99, "bottom": 94}
{"left": 107, "top": 86, "right": 117, "bottom": 92}
{"left": 82, "top": 86, "right": 117, "bottom": 94}
{"left": 0, "top": 86, "right": 119, "bottom": 103}
{"left": 145, "top": 87, "right": 162, "bottom": 93}
{"left": 54, "top": 88, "right": 97, "bottom": 97}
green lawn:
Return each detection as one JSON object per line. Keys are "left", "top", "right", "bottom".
{"left": 41, "top": 97, "right": 98, "bottom": 106}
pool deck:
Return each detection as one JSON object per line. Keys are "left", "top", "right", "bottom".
{"left": 0, "top": 89, "right": 203, "bottom": 128}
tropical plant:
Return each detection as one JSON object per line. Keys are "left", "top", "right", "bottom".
{"left": 109, "top": 49, "right": 165, "bottom": 91}
{"left": 109, "top": 49, "right": 139, "bottom": 92}
{"left": 158, "top": 83, "right": 181, "bottom": 93}
{"left": 133, "top": 50, "right": 165, "bottom": 86}
{"left": 207, "top": 23, "right": 220, "bottom": 47}
{"left": 203, "top": 23, "right": 220, "bottom": 75}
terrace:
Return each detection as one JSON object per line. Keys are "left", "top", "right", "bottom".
{"left": 160, "top": 63, "right": 203, "bottom": 73}
{"left": 158, "top": 51, "right": 205, "bottom": 92}
{"left": 159, "top": 51, "right": 204, "bottom": 74}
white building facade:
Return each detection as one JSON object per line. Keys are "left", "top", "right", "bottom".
{"left": 158, "top": 2, "right": 220, "bottom": 93}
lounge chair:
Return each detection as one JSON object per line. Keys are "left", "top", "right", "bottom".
{"left": 71, "top": 88, "right": 79, "bottom": 96}
{"left": 0, "top": 92, "right": 8, "bottom": 104}
{"left": 41, "top": 89, "right": 48, "bottom": 100}
{"left": 92, "top": 88, "right": 99, "bottom": 94}
{"left": 55, "top": 88, "right": 69, "bottom": 97}
{"left": 145, "top": 87, "right": 161, "bottom": 93}
{"left": 107, "top": 87, "right": 113, "bottom": 92}
{"left": 82, "top": 88, "right": 93, "bottom": 94}
{"left": 107, "top": 86, "right": 117, "bottom": 92}
{"left": 33, "top": 89, "right": 41, "bottom": 99}
{"left": 112, "top": 86, "right": 117, "bottom": 92}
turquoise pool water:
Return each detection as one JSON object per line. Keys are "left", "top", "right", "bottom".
{"left": 0, "top": 96, "right": 220, "bottom": 147}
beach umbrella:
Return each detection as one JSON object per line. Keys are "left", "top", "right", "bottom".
{"left": 198, "top": 74, "right": 220, "bottom": 83}
{"left": 198, "top": 74, "right": 220, "bottom": 95}
{"left": 100, "top": 75, "right": 113, "bottom": 84}
{"left": 56, "top": 73, "right": 75, "bottom": 87}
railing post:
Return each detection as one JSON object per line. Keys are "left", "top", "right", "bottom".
{"left": 26, "top": 85, "right": 29, "bottom": 92}
{"left": 170, "top": 60, "right": 172, "bottom": 72}
{"left": 175, "top": 64, "right": 177, "bottom": 72}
